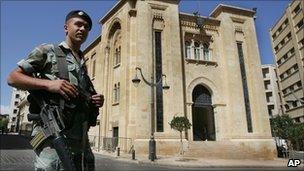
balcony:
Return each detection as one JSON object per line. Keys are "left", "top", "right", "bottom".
{"left": 277, "top": 53, "right": 296, "bottom": 69}
{"left": 296, "top": 26, "right": 303, "bottom": 42}
{"left": 273, "top": 24, "right": 290, "bottom": 46}
{"left": 281, "top": 71, "right": 300, "bottom": 90}
{"left": 185, "top": 58, "right": 218, "bottom": 67}
{"left": 285, "top": 105, "right": 304, "bottom": 118}
{"left": 275, "top": 39, "right": 293, "bottom": 57}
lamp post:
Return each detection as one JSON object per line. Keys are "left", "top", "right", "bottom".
{"left": 132, "top": 67, "right": 169, "bottom": 161}
{"left": 193, "top": 11, "right": 205, "bottom": 29}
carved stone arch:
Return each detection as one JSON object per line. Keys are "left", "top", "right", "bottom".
{"left": 187, "top": 77, "right": 219, "bottom": 105}
{"left": 188, "top": 77, "right": 218, "bottom": 141}
{"left": 106, "top": 18, "right": 122, "bottom": 67}
{"left": 192, "top": 85, "right": 212, "bottom": 107}
{"left": 111, "top": 29, "right": 122, "bottom": 66}
{"left": 107, "top": 18, "right": 122, "bottom": 40}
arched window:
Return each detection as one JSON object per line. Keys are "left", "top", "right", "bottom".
{"left": 185, "top": 41, "right": 191, "bottom": 59}
{"left": 117, "top": 82, "right": 120, "bottom": 102}
{"left": 113, "top": 84, "right": 117, "bottom": 103}
{"left": 194, "top": 42, "right": 200, "bottom": 60}
{"left": 203, "top": 43, "right": 212, "bottom": 61}
{"left": 111, "top": 27, "right": 121, "bottom": 67}
{"left": 118, "top": 46, "right": 121, "bottom": 64}
{"left": 115, "top": 48, "right": 119, "bottom": 65}
{"left": 192, "top": 85, "right": 212, "bottom": 107}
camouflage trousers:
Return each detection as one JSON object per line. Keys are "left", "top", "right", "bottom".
{"left": 34, "top": 137, "right": 94, "bottom": 171}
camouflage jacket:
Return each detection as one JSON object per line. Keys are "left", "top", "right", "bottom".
{"left": 18, "top": 41, "right": 89, "bottom": 140}
{"left": 18, "top": 41, "right": 87, "bottom": 86}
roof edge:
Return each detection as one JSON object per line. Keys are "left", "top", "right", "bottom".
{"left": 83, "top": 35, "right": 101, "bottom": 54}
{"left": 99, "top": 0, "right": 127, "bottom": 24}
{"left": 210, "top": 4, "right": 256, "bottom": 18}
{"left": 179, "top": 11, "right": 219, "bottom": 21}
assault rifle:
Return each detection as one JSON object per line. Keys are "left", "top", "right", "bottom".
{"left": 28, "top": 90, "right": 76, "bottom": 171}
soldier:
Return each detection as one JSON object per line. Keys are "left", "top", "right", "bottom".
{"left": 7, "top": 10, "right": 104, "bottom": 170}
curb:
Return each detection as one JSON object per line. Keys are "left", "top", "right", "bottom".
{"left": 94, "top": 151, "right": 292, "bottom": 168}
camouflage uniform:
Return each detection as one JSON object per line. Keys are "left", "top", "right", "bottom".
{"left": 18, "top": 41, "right": 94, "bottom": 171}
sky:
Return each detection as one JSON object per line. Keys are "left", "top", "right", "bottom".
{"left": 1, "top": 0, "right": 291, "bottom": 114}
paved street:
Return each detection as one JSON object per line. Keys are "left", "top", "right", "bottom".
{"left": 1, "top": 149, "right": 302, "bottom": 171}
{"left": 1, "top": 149, "right": 190, "bottom": 171}
{"left": 0, "top": 135, "right": 303, "bottom": 170}
{"left": 1, "top": 150, "right": 35, "bottom": 170}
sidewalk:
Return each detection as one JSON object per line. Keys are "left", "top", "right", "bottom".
{"left": 94, "top": 150, "right": 294, "bottom": 168}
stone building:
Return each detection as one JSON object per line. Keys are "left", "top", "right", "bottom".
{"left": 8, "top": 88, "right": 31, "bottom": 133}
{"left": 84, "top": 0, "right": 276, "bottom": 159}
{"left": 261, "top": 64, "right": 284, "bottom": 118}
{"left": 8, "top": 88, "right": 23, "bottom": 132}
{"left": 16, "top": 91, "right": 32, "bottom": 135}
{"left": 269, "top": 0, "right": 304, "bottom": 123}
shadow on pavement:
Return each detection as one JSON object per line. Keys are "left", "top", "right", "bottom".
{"left": 0, "top": 134, "right": 33, "bottom": 149}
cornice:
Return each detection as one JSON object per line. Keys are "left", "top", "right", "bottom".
{"left": 99, "top": 0, "right": 127, "bottom": 24}
{"left": 179, "top": 12, "right": 220, "bottom": 31}
{"left": 83, "top": 35, "right": 101, "bottom": 55}
{"left": 210, "top": 4, "right": 256, "bottom": 18}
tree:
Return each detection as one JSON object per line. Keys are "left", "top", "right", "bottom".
{"left": 289, "top": 123, "right": 304, "bottom": 150}
{"left": 270, "top": 114, "right": 293, "bottom": 139}
{"left": 169, "top": 116, "right": 192, "bottom": 155}
{"left": 270, "top": 114, "right": 304, "bottom": 151}
{"left": 0, "top": 118, "right": 9, "bottom": 134}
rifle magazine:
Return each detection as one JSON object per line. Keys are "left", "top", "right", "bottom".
{"left": 30, "top": 130, "right": 47, "bottom": 150}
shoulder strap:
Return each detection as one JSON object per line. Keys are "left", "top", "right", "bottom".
{"left": 54, "top": 45, "right": 69, "bottom": 81}
{"left": 53, "top": 45, "right": 69, "bottom": 110}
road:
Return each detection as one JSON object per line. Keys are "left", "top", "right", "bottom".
{"left": 0, "top": 134, "right": 302, "bottom": 171}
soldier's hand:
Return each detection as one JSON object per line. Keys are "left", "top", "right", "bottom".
{"left": 46, "top": 79, "right": 78, "bottom": 100}
{"left": 91, "top": 94, "right": 104, "bottom": 108}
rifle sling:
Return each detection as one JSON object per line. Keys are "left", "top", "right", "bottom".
{"left": 54, "top": 45, "right": 69, "bottom": 110}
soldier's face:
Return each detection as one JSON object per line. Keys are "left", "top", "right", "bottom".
{"left": 64, "top": 17, "right": 90, "bottom": 45}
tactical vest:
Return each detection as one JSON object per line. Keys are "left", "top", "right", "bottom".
{"left": 27, "top": 45, "right": 99, "bottom": 127}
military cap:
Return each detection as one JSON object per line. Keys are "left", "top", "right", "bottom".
{"left": 65, "top": 10, "right": 92, "bottom": 30}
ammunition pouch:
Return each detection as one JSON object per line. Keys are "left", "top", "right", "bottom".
{"left": 30, "top": 128, "right": 48, "bottom": 152}
{"left": 86, "top": 101, "right": 99, "bottom": 127}
{"left": 72, "top": 94, "right": 99, "bottom": 127}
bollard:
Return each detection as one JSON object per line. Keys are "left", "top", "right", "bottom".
{"left": 132, "top": 149, "right": 135, "bottom": 160}
{"left": 149, "top": 136, "right": 156, "bottom": 161}
{"left": 117, "top": 147, "right": 120, "bottom": 156}
{"left": 150, "top": 151, "right": 155, "bottom": 161}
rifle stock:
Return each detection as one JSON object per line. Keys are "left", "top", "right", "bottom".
{"left": 28, "top": 91, "right": 76, "bottom": 171}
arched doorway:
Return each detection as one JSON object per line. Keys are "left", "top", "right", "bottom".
{"left": 192, "top": 85, "right": 216, "bottom": 141}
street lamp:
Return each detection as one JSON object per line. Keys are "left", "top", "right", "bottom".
{"left": 193, "top": 11, "right": 213, "bottom": 46}
{"left": 132, "top": 67, "right": 169, "bottom": 161}
{"left": 193, "top": 11, "right": 205, "bottom": 29}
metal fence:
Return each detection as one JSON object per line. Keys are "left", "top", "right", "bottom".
{"left": 88, "top": 135, "right": 133, "bottom": 153}
{"left": 88, "top": 135, "right": 99, "bottom": 151}
{"left": 274, "top": 137, "right": 304, "bottom": 159}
